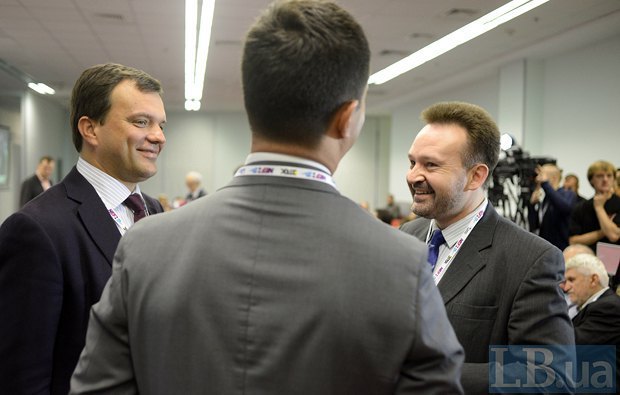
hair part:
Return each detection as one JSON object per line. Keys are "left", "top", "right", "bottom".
{"left": 565, "top": 253, "right": 609, "bottom": 288}
{"left": 421, "top": 101, "right": 500, "bottom": 186}
{"left": 70, "top": 63, "right": 163, "bottom": 152}
{"left": 241, "top": 0, "right": 370, "bottom": 148}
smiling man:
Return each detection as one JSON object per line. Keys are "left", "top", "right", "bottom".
{"left": 0, "top": 63, "right": 166, "bottom": 395}
{"left": 400, "top": 101, "right": 575, "bottom": 394}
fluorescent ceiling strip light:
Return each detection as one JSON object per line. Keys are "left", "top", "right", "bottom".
{"left": 185, "top": 0, "right": 216, "bottom": 111}
{"left": 192, "top": 0, "right": 216, "bottom": 101}
{"left": 185, "top": 0, "right": 198, "bottom": 103}
{"left": 28, "top": 82, "right": 55, "bottom": 95}
{"left": 368, "top": 0, "right": 549, "bottom": 85}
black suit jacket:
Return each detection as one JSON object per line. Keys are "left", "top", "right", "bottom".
{"left": 572, "top": 288, "right": 620, "bottom": 384}
{"left": 0, "top": 166, "right": 162, "bottom": 395}
{"left": 401, "top": 204, "right": 575, "bottom": 394}
{"left": 19, "top": 174, "right": 50, "bottom": 207}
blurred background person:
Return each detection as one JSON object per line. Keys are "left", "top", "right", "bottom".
{"left": 563, "top": 173, "right": 586, "bottom": 204}
{"left": 528, "top": 163, "right": 576, "bottom": 251}
{"left": 19, "top": 155, "right": 55, "bottom": 207}
{"left": 184, "top": 170, "right": 207, "bottom": 202}
{"left": 562, "top": 243, "right": 595, "bottom": 319}
{"left": 615, "top": 168, "right": 620, "bottom": 197}
{"left": 157, "top": 194, "right": 173, "bottom": 212}
{"left": 569, "top": 160, "right": 620, "bottom": 252}
{"left": 561, "top": 253, "right": 620, "bottom": 385}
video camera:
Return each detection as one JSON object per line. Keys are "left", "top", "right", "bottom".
{"left": 489, "top": 147, "right": 556, "bottom": 228}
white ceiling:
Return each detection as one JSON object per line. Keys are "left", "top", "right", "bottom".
{"left": 1, "top": 0, "right": 620, "bottom": 114}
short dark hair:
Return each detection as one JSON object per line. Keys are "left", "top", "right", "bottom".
{"left": 421, "top": 101, "right": 500, "bottom": 186}
{"left": 39, "top": 155, "right": 54, "bottom": 164}
{"left": 242, "top": 0, "right": 370, "bottom": 148}
{"left": 70, "top": 63, "right": 162, "bottom": 152}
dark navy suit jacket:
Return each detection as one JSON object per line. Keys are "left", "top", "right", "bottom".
{"left": 528, "top": 183, "right": 576, "bottom": 251}
{"left": 0, "top": 166, "right": 162, "bottom": 395}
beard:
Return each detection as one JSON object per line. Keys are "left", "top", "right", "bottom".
{"left": 410, "top": 177, "right": 467, "bottom": 221}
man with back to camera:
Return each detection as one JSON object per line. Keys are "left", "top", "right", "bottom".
{"left": 0, "top": 63, "right": 166, "bottom": 395}
{"left": 19, "top": 155, "right": 55, "bottom": 207}
{"left": 69, "top": 1, "right": 464, "bottom": 394}
{"left": 528, "top": 163, "right": 577, "bottom": 251}
{"left": 569, "top": 160, "right": 620, "bottom": 252}
{"left": 400, "top": 101, "right": 575, "bottom": 394}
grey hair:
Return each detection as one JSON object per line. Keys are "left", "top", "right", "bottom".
{"left": 565, "top": 253, "right": 609, "bottom": 288}
{"left": 185, "top": 171, "right": 203, "bottom": 183}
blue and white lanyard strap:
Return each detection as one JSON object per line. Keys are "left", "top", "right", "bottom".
{"left": 427, "top": 205, "right": 486, "bottom": 285}
{"left": 234, "top": 164, "right": 337, "bottom": 189}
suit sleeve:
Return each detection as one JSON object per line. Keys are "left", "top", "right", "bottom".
{"left": 0, "top": 213, "right": 63, "bottom": 394}
{"left": 395, "top": 262, "right": 465, "bottom": 394}
{"left": 70, "top": 241, "right": 137, "bottom": 394}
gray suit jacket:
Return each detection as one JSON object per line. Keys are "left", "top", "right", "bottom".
{"left": 71, "top": 170, "right": 465, "bottom": 394}
{"left": 401, "top": 204, "right": 575, "bottom": 394}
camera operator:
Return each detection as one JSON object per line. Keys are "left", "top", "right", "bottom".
{"left": 528, "top": 163, "right": 577, "bottom": 250}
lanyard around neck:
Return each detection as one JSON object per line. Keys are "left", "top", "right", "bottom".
{"left": 234, "top": 164, "right": 337, "bottom": 188}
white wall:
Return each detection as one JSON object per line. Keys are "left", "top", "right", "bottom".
{"left": 141, "top": 111, "right": 392, "bottom": 210}
{"left": 540, "top": 33, "right": 620, "bottom": 198}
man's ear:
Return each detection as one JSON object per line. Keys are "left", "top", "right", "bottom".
{"left": 466, "top": 163, "right": 490, "bottom": 191}
{"left": 328, "top": 100, "right": 359, "bottom": 140}
{"left": 78, "top": 116, "right": 99, "bottom": 147}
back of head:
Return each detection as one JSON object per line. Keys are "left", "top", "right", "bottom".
{"left": 421, "top": 101, "right": 500, "bottom": 184}
{"left": 70, "top": 63, "right": 163, "bottom": 152}
{"left": 563, "top": 243, "right": 594, "bottom": 262}
{"left": 565, "top": 253, "right": 609, "bottom": 288}
{"left": 242, "top": 0, "right": 370, "bottom": 148}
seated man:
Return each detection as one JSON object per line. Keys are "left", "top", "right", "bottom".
{"left": 562, "top": 253, "right": 620, "bottom": 384}
{"left": 562, "top": 244, "right": 595, "bottom": 319}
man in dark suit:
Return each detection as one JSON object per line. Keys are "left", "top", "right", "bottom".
{"left": 562, "top": 253, "right": 620, "bottom": 385}
{"left": 19, "top": 155, "right": 55, "bottom": 207}
{"left": 70, "top": 2, "right": 464, "bottom": 394}
{"left": 0, "top": 63, "right": 166, "bottom": 395}
{"left": 400, "top": 101, "right": 575, "bottom": 394}
{"left": 528, "top": 163, "right": 577, "bottom": 251}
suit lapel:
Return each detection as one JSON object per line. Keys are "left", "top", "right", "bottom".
{"left": 437, "top": 205, "right": 498, "bottom": 305}
{"left": 64, "top": 167, "right": 121, "bottom": 265}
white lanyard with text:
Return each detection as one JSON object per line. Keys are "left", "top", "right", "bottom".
{"left": 234, "top": 164, "right": 336, "bottom": 188}
{"left": 428, "top": 203, "right": 487, "bottom": 285}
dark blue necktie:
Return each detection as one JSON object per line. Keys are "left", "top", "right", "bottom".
{"left": 428, "top": 229, "right": 445, "bottom": 271}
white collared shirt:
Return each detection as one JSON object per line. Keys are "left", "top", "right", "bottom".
{"left": 76, "top": 157, "right": 144, "bottom": 235}
{"left": 579, "top": 287, "right": 609, "bottom": 311}
{"left": 426, "top": 199, "right": 489, "bottom": 283}
{"left": 245, "top": 152, "right": 332, "bottom": 175}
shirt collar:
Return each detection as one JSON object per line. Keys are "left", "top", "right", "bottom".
{"left": 245, "top": 152, "right": 331, "bottom": 175}
{"left": 580, "top": 287, "right": 609, "bottom": 311}
{"left": 431, "top": 198, "right": 488, "bottom": 248}
{"left": 76, "top": 156, "right": 142, "bottom": 210}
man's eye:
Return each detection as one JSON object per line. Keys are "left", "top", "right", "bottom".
{"left": 134, "top": 119, "right": 148, "bottom": 127}
{"left": 409, "top": 161, "right": 415, "bottom": 169}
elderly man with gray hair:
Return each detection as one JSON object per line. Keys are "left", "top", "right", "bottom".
{"left": 562, "top": 253, "right": 620, "bottom": 384}
{"left": 184, "top": 170, "right": 207, "bottom": 202}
